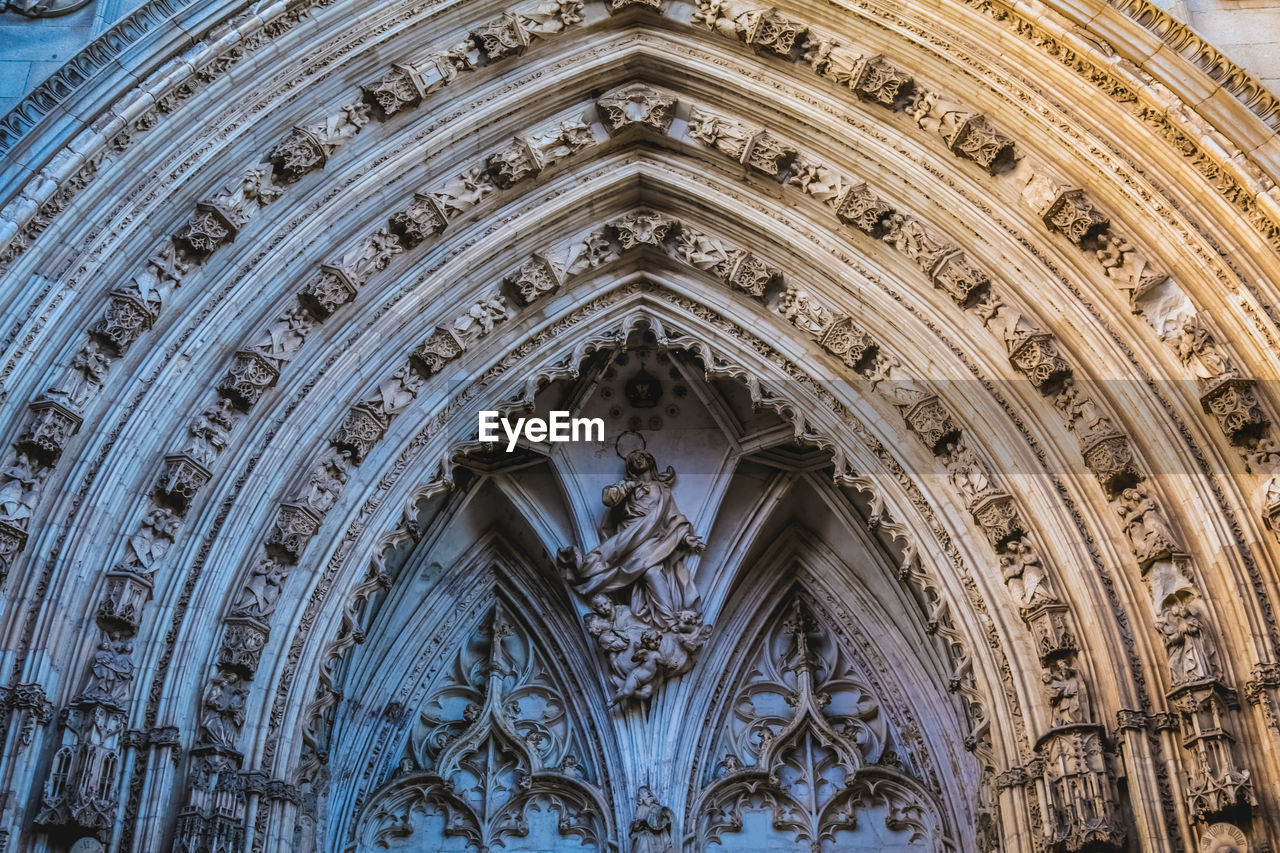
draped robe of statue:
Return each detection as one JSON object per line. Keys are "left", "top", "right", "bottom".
{"left": 570, "top": 450, "right": 701, "bottom": 631}
{"left": 628, "top": 786, "right": 675, "bottom": 853}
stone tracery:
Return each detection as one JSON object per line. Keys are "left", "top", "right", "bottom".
{"left": 0, "top": 0, "right": 1277, "bottom": 849}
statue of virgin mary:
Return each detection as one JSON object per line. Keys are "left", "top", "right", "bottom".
{"left": 562, "top": 449, "right": 704, "bottom": 631}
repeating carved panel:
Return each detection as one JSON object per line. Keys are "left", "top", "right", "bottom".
{"left": 692, "top": 598, "right": 953, "bottom": 851}
{"left": 354, "top": 600, "right": 608, "bottom": 852}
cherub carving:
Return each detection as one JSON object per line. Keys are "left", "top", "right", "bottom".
{"left": 452, "top": 295, "right": 509, "bottom": 343}
{"left": 609, "top": 631, "right": 664, "bottom": 708}
{"left": 865, "top": 353, "right": 929, "bottom": 409}
{"left": 1053, "top": 379, "right": 1115, "bottom": 443}
{"left": 430, "top": 165, "right": 496, "bottom": 217}
{"left": 255, "top": 308, "right": 311, "bottom": 365}
{"left": 367, "top": 365, "right": 422, "bottom": 418}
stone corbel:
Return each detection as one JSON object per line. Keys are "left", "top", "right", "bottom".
{"left": 91, "top": 290, "right": 158, "bottom": 355}
{"left": 901, "top": 395, "right": 959, "bottom": 454}
{"left": 1005, "top": 332, "right": 1070, "bottom": 391}
{"left": 1031, "top": 724, "right": 1126, "bottom": 851}
{"left": 1023, "top": 602, "right": 1076, "bottom": 663}
{"left": 218, "top": 617, "right": 270, "bottom": 677}
{"left": 96, "top": 569, "right": 155, "bottom": 635}
{"left": 507, "top": 253, "right": 565, "bottom": 304}
{"left": 267, "top": 126, "right": 327, "bottom": 182}
{"left": 818, "top": 316, "right": 876, "bottom": 370}
{"left": 331, "top": 404, "right": 390, "bottom": 464}
{"left": 1023, "top": 175, "right": 1110, "bottom": 247}
{"left": 389, "top": 193, "right": 449, "bottom": 247}
{"left": 153, "top": 454, "right": 212, "bottom": 514}
{"left": 833, "top": 182, "right": 893, "bottom": 234}
{"left": 942, "top": 113, "right": 1016, "bottom": 173}
{"left": 740, "top": 130, "right": 797, "bottom": 177}
{"left": 595, "top": 85, "right": 677, "bottom": 133}
{"left": 742, "top": 8, "right": 807, "bottom": 57}
{"left": 1168, "top": 681, "right": 1255, "bottom": 824}
{"left": 472, "top": 14, "right": 530, "bottom": 60}
{"left": 1244, "top": 662, "right": 1280, "bottom": 734}
{"left": 217, "top": 351, "right": 281, "bottom": 411}
{"left": 2, "top": 682, "right": 52, "bottom": 749}
{"left": 971, "top": 493, "right": 1025, "bottom": 548}
{"left": 265, "top": 503, "right": 321, "bottom": 564}
{"left": 362, "top": 65, "right": 427, "bottom": 119}
{"left": 604, "top": 0, "right": 662, "bottom": 12}
{"left": 1079, "top": 433, "right": 1140, "bottom": 495}
{"left": 930, "top": 250, "right": 989, "bottom": 308}
{"left": 725, "top": 252, "right": 778, "bottom": 297}
{"left": 1199, "top": 377, "right": 1268, "bottom": 444}
{"left": 174, "top": 200, "right": 240, "bottom": 258}
{"left": 851, "top": 55, "right": 914, "bottom": 106}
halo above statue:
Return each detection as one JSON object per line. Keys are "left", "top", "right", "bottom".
{"left": 614, "top": 429, "right": 647, "bottom": 460}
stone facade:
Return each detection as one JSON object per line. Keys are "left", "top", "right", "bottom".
{"left": 0, "top": 0, "right": 1278, "bottom": 851}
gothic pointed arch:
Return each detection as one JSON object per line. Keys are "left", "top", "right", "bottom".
{"left": 691, "top": 591, "right": 957, "bottom": 852}
{"left": 1, "top": 0, "right": 1279, "bottom": 848}
{"left": 267, "top": 285, "right": 1039, "bottom": 850}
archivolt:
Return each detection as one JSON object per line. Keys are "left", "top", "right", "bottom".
{"left": 265, "top": 284, "right": 1008, "bottom": 850}
{"left": 2, "top": 0, "right": 1280, "bottom": 849}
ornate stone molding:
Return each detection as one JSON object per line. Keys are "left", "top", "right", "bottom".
{"left": 273, "top": 279, "right": 1013, "bottom": 852}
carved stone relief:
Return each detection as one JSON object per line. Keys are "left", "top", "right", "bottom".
{"left": 356, "top": 602, "right": 607, "bottom": 850}
{"left": 557, "top": 449, "right": 709, "bottom": 708}
{"left": 1032, "top": 726, "right": 1125, "bottom": 850}
{"left": 2, "top": 0, "right": 1279, "bottom": 848}
{"left": 693, "top": 599, "right": 951, "bottom": 850}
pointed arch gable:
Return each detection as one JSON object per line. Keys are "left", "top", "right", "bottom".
{"left": 2, "top": 0, "right": 1279, "bottom": 848}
